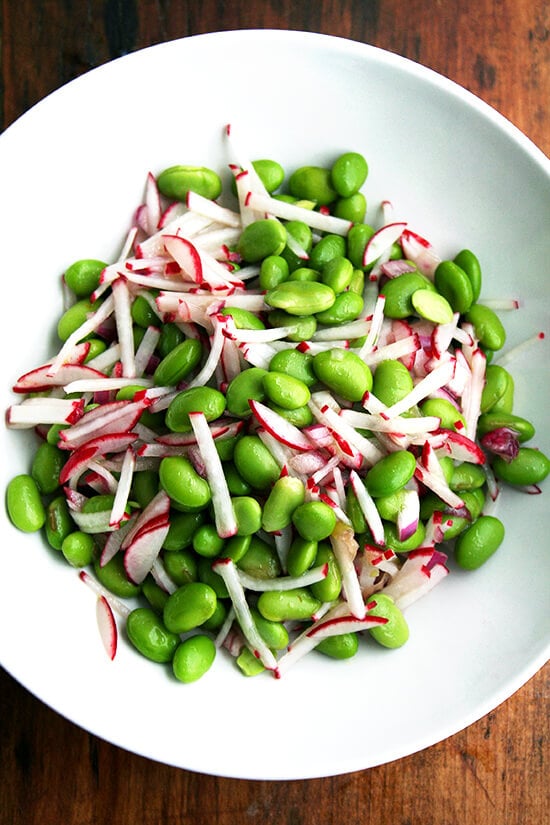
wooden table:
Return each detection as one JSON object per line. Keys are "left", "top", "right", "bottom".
{"left": 1, "top": 2, "right": 548, "bottom": 823}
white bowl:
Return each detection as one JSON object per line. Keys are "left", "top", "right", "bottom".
{"left": 1, "top": 30, "right": 549, "bottom": 780}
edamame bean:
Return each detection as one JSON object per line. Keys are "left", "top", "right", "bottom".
{"left": 231, "top": 159, "right": 284, "bottom": 194}
{"left": 346, "top": 485, "right": 367, "bottom": 533}
{"left": 220, "top": 306, "right": 266, "bottom": 330}
{"left": 250, "top": 607, "right": 290, "bottom": 650}
{"left": 142, "top": 574, "right": 170, "bottom": 613}
{"left": 411, "top": 289, "right": 454, "bottom": 325}
{"left": 163, "top": 549, "right": 198, "bottom": 585}
{"left": 317, "top": 632, "right": 359, "bottom": 659}
{"left": 266, "top": 281, "right": 336, "bottom": 316}
{"left": 153, "top": 338, "right": 202, "bottom": 386}
{"left": 31, "top": 441, "right": 65, "bottom": 495}
{"left": 268, "top": 349, "right": 317, "bottom": 386}
{"left": 491, "top": 447, "right": 550, "bottom": 486}
{"left": 158, "top": 322, "right": 184, "bottom": 358}
{"left": 366, "top": 593, "right": 409, "bottom": 648}
{"left": 261, "top": 476, "right": 306, "bottom": 533}
{"left": 292, "top": 501, "right": 337, "bottom": 541}
{"left": 225, "top": 367, "right": 267, "bottom": 417}
{"left": 288, "top": 166, "right": 338, "bottom": 205}
{"left": 476, "top": 412, "right": 535, "bottom": 443}
{"left": 365, "top": 450, "right": 416, "bottom": 498}
{"left": 348, "top": 268, "right": 365, "bottom": 296}
{"left": 346, "top": 223, "right": 375, "bottom": 270}
{"left": 224, "top": 462, "right": 253, "bottom": 496}
{"left": 461, "top": 489, "right": 486, "bottom": 521}
{"left": 45, "top": 494, "right": 74, "bottom": 550}
{"left": 453, "top": 249, "right": 482, "bottom": 302}
{"left": 202, "top": 600, "right": 229, "bottom": 632}
{"left": 269, "top": 403, "right": 314, "bottom": 428}
{"left": 163, "top": 581, "right": 217, "bottom": 634}
{"left": 172, "top": 635, "right": 216, "bottom": 683}
{"left": 165, "top": 386, "right": 226, "bottom": 431}
{"left": 263, "top": 371, "right": 311, "bottom": 410}
{"left": 281, "top": 221, "right": 313, "bottom": 272}
{"left": 259, "top": 255, "right": 290, "bottom": 290}
{"left": 448, "top": 463, "right": 487, "bottom": 491}
{"left": 237, "top": 219, "right": 287, "bottom": 262}
{"left": 61, "top": 530, "right": 95, "bottom": 567}
{"left": 7, "top": 474, "right": 46, "bottom": 533}
{"left": 310, "top": 542, "right": 342, "bottom": 602}
{"left": 232, "top": 495, "right": 263, "bottom": 536}
{"left": 375, "top": 489, "right": 411, "bottom": 522}
{"left": 373, "top": 359, "right": 414, "bottom": 406}
{"left": 464, "top": 303, "right": 506, "bottom": 351}
{"left": 157, "top": 165, "right": 222, "bottom": 201}
{"left": 233, "top": 435, "right": 281, "bottom": 490}
{"left": 480, "top": 365, "right": 514, "bottom": 413}
{"left": 267, "top": 310, "right": 317, "bottom": 342}
{"left": 64, "top": 259, "right": 106, "bottom": 298}
{"left": 420, "top": 397, "right": 466, "bottom": 431}
{"left": 57, "top": 299, "right": 95, "bottom": 341}
{"left": 257, "top": 588, "right": 322, "bottom": 622}
{"left": 126, "top": 607, "right": 180, "bottom": 663}
{"left": 131, "top": 294, "right": 159, "bottom": 328}
{"left": 225, "top": 534, "right": 252, "bottom": 562}
{"left": 163, "top": 511, "right": 204, "bottom": 551}
{"left": 287, "top": 267, "right": 320, "bottom": 283}
{"left": 84, "top": 339, "right": 107, "bottom": 361}
{"left": 198, "top": 557, "right": 229, "bottom": 597}
{"left": 159, "top": 456, "right": 212, "bottom": 512}
{"left": 286, "top": 536, "right": 318, "bottom": 577}
{"left": 313, "top": 347, "right": 373, "bottom": 401}
{"left": 383, "top": 520, "right": 426, "bottom": 553}
{"left": 237, "top": 646, "right": 266, "bottom": 677}
{"left": 131, "top": 469, "right": 159, "bottom": 509}
{"left": 331, "top": 151, "right": 369, "bottom": 197}
{"left": 237, "top": 536, "right": 282, "bottom": 579}
{"left": 94, "top": 554, "right": 141, "bottom": 599}
{"left": 455, "top": 515, "right": 505, "bottom": 569}
{"left": 309, "top": 234, "right": 347, "bottom": 270}
{"left": 193, "top": 524, "right": 226, "bottom": 558}
{"left": 333, "top": 192, "right": 367, "bottom": 223}
{"left": 381, "top": 272, "right": 428, "bottom": 319}
{"left": 320, "top": 256, "right": 354, "bottom": 293}
{"left": 434, "top": 260, "right": 474, "bottom": 313}
{"left": 315, "top": 291, "right": 364, "bottom": 325}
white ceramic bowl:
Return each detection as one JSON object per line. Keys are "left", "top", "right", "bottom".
{"left": 1, "top": 30, "right": 549, "bottom": 780}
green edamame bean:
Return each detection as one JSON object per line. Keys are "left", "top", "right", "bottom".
{"left": 61, "top": 530, "right": 95, "bottom": 567}
{"left": 288, "top": 166, "right": 338, "bottom": 205}
{"left": 492, "top": 447, "right": 550, "bottom": 486}
{"left": 455, "top": 515, "right": 505, "bottom": 569}
{"left": 157, "top": 322, "right": 185, "bottom": 359}
{"left": 286, "top": 536, "right": 318, "bottom": 577}
{"left": 223, "top": 462, "right": 253, "bottom": 496}
{"left": 309, "top": 234, "right": 347, "bottom": 270}
{"left": 64, "top": 259, "right": 107, "bottom": 298}
{"left": 237, "top": 536, "right": 281, "bottom": 579}
{"left": 94, "top": 554, "right": 141, "bottom": 599}
{"left": 438, "top": 456, "right": 455, "bottom": 484}
{"left": 269, "top": 403, "right": 314, "bottom": 428}
{"left": 348, "top": 268, "right": 365, "bottom": 296}
{"left": 163, "top": 549, "right": 198, "bottom": 585}
{"left": 281, "top": 221, "right": 313, "bottom": 272}
{"left": 236, "top": 647, "right": 266, "bottom": 676}
{"left": 237, "top": 219, "right": 287, "bottom": 262}
{"left": 163, "top": 511, "right": 204, "bottom": 551}
{"left": 45, "top": 494, "right": 74, "bottom": 550}
{"left": 57, "top": 299, "right": 95, "bottom": 341}
{"left": 292, "top": 501, "right": 337, "bottom": 542}
{"left": 346, "top": 223, "right": 376, "bottom": 270}
{"left": 157, "top": 165, "right": 222, "bottom": 201}
{"left": 480, "top": 365, "right": 514, "bottom": 413}
{"left": 225, "top": 534, "right": 252, "bottom": 562}
{"left": 159, "top": 456, "right": 212, "bottom": 512}
{"left": 225, "top": 367, "right": 268, "bottom": 417}
{"left": 263, "top": 371, "right": 311, "bottom": 410}
{"left": 317, "top": 632, "right": 359, "bottom": 659}
{"left": 373, "top": 359, "right": 414, "bottom": 407}
{"left": 381, "top": 272, "right": 428, "bottom": 319}
{"left": 313, "top": 347, "right": 373, "bottom": 402}
{"left": 259, "top": 255, "right": 290, "bottom": 290}
{"left": 163, "top": 581, "right": 217, "bottom": 634}
{"left": 165, "top": 386, "right": 226, "bottom": 432}
{"left": 310, "top": 542, "right": 342, "bottom": 602}
{"left": 233, "top": 435, "right": 281, "bottom": 491}
{"left": 383, "top": 520, "right": 426, "bottom": 553}
{"left": 331, "top": 151, "right": 368, "bottom": 198}
{"left": 153, "top": 338, "right": 202, "bottom": 386}
{"left": 453, "top": 249, "right": 482, "bottom": 302}
{"left": 315, "top": 291, "right": 364, "bottom": 325}
{"left": 462, "top": 489, "right": 486, "bottom": 521}
{"left": 266, "top": 280, "right": 336, "bottom": 316}
{"left": 411, "top": 289, "right": 454, "bottom": 325}
{"left": 230, "top": 159, "right": 284, "bottom": 195}
{"left": 464, "top": 303, "right": 506, "bottom": 351}
{"left": 375, "top": 489, "right": 412, "bottom": 522}
{"left": 268, "top": 349, "right": 317, "bottom": 387}
{"left": 198, "top": 557, "right": 229, "bottom": 597}
{"left": 250, "top": 607, "right": 290, "bottom": 650}
{"left": 31, "top": 441, "right": 65, "bottom": 495}
{"left": 127, "top": 607, "right": 180, "bottom": 663}
{"left": 366, "top": 451, "right": 416, "bottom": 498}
{"left": 333, "top": 192, "right": 367, "bottom": 223}
{"left": 288, "top": 267, "right": 320, "bottom": 283}
{"left": 346, "top": 485, "right": 368, "bottom": 533}
{"left": 84, "top": 338, "right": 107, "bottom": 361}
{"left": 214, "top": 434, "right": 240, "bottom": 461}
{"left": 257, "top": 588, "right": 322, "bottom": 622}
{"left": 46, "top": 423, "right": 68, "bottom": 445}
{"left": 142, "top": 574, "right": 170, "bottom": 613}
{"left": 232, "top": 495, "right": 263, "bottom": 536}
{"left": 262, "top": 476, "right": 306, "bottom": 533}
{"left": 7, "top": 474, "right": 46, "bottom": 533}
{"left": 220, "top": 306, "right": 265, "bottom": 330}
{"left": 202, "top": 599, "right": 229, "bottom": 632}
{"left": 449, "top": 463, "right": 487, "bottom": 491}
{"left": 320, "top": 256, "right": 354, "bottom": 293}
{"left": 434, "top": 260, "right": 474, "bottom": 313}
{"left": 131, "top": 470, "right": 159, "bottom": 509}
{"left": 172, "top": 634, "right": 216, "bottom": 683}
{"left": 192, "top": 524, "right": 226, "bottom": 558}
{"left": 366, "top": 593, "right": 409, "bottom": 648}
{"left": 420, "top": 397, "right": 466, "bottom": 431}
{"left": 267, "top": 310, "right": 317, "bottom": 342}
{"left": 477, "top": 412, "right": 535, "bottom": 443}
{"left": 131, "top": 294, "right": 159, "bottom": 328}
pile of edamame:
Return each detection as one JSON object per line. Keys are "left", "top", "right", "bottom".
{"left": 6, "top": 134, "right": 549, "bottom": 684}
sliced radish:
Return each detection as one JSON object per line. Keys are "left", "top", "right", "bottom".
{"left": 189, "top": 411, "right": 237, "bottom": 538}
{"left": 163, "top": 234, "right": 204, "bottom": 284}
{"left": 13, "top": 362, "right": 107, "bottom": 394}
{"left": 59, "top": 432, "right": 139, "bottom": 485}
{"left": 363, "top": 222, "right": 407, "bottom": 267}
{"left": 96, "top": 595, "right": 118, "bottom": 660}
{"left": 123, "top": 519, "right": 170, "bottom": 585}
{"left": 249, "top": 399, "right": 314, "bottom": 451}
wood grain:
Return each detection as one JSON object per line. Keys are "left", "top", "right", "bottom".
{"left": 1, "top": 2, "right": 549, "bottom": 823}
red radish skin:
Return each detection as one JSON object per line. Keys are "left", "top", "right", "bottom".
{"left": 96, "top": 596, "right": 118, "bottom": 660}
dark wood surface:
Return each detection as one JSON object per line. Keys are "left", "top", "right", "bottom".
{"left": 1, "top": 2, "right": 549, "bottom": 823}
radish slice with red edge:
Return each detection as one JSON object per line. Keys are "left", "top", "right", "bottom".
{"left": 96, "top": 595, "right": 118, "bottom": 660}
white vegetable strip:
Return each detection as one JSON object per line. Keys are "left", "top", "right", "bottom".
{"left": 211, "top": 558, "right": 278, "bottom": 671}
{"left": 6, "top": 397, "right": 84, "bottom": 427}
{"left": 245, "top": 191, "right": 353, "bottom": 236}
{"left": 312, "top": 318, "right": 372, "bottom": 341}
{"left": 358, "top": 295, "right": 386, "bottom": 356}
{"left": 308, "top": 397, "right": 385, "bottom": 466}
{"left": 63, "top": 377, "right": 153, "bottom": 394}
{"left": 185, "top": 317, "right": 226, "bottom": 389}
{"left": 79, "top": 570, "right": 131, "bottom": 618}
{"left": 109, "top": 447, "right": 136, "bottom": 527}
{"left": 112, "top": 278, "right": 136, "bottom": 378}
{"left": 383, "top": 359, "right": 456, "bottom": 418}
{"left": 47, "top": 295, "right": 115, "bottom": 376}
{"left": 189, "top": 411, "right": 238, "bottom": 538}
{"left": 237, "top": 563, "right": 328, "bottom": 592}
{"left": 349, "top": 470, "right": 385, "bottom": 545}
{"left": 329, "top": 521, "right": 365, "bottom": 619}
{"left": 340, "top": 409, "right": 440, "bottom": 435}
{"left": 186, "top": 190, "right": 242, "bottom": 227}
